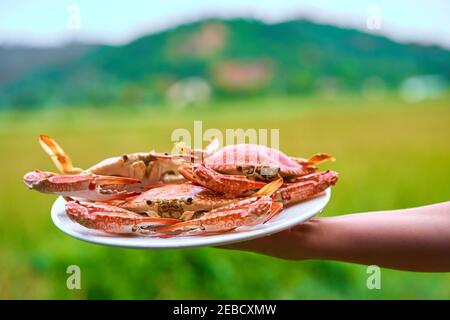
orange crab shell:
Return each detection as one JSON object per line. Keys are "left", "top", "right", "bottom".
{"left": 113, "top": 183, "right": 245, "bottom": 220}
{"left": 203, "top": 144, "right": 320, "bottom": 179}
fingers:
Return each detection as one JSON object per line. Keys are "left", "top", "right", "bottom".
{"left": 215, "top": 229, "right": 295, "bottom": 258}
{"left": 214, "top": 219, "right": 322, "bottom": 260}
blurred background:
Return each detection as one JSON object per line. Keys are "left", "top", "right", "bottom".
{"left": 0, "top": 0, "right": 449, "bottom": 299}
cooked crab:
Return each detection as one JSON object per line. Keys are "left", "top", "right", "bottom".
{"left": 181, "top": 143, "right": 335, "bottom": 181}
{"left": 24, "top": 134, "right": 339, "bottom": 237}
{"left": 39, "top": 133, "right": 188, "bottom": 183}
{"left": 178, "top": 143, "right": 335, "bottom": 196}
{"left": 65, "top": 178, "right": 283, "bottom": 235}
{"left": 154, "top": 195, "right": 283, "bottom": 236}
{"left": 64, "top": 170, "right": 338, "bottom": 236}
{"left": 111, "top": 183, "right": 244, "bottom": 220}
{"left": 23, "top": 134, "right": 192, "bottom": 200}
{"left": 154, "top": 170, "right": 339, "bottom": 236}
{"left": 26, "top": 135, "right": 335, "bottom": 201}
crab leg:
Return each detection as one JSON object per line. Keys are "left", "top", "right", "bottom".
{"left": 174, "top": 138, "right": 221, "bottom": 163}
{"left": 290, "top": 153, "right": 336, "bottom": 166}
{"left": 65, "top": 201, "right": 180, "bottom": 234}
{"left": 23, "top": 170, "right": 141, "bottom": 201}
{"left": 39, "top": 134, "right": 83, "bottom": 174}
{"left": 272, "top": 170, "right": 339, "bottom": 206}
{"left": 179, "top": 163, "right": 267, "bottom": 197}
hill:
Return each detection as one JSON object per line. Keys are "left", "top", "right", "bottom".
{"left": 0, "top": 44, "right": 94, "bottom": 87}
{"left": 1, "top": 18, "right": 449, "bottom": 108}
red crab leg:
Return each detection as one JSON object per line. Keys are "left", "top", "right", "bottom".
{"left": 272, "top": 170, "right": 339, "bottom": 206}
{"left": 179, "top": 163, "right": 267, "bottom": 197}
{"left": 290, "top": 153, "right": 336, "bottom": 166}
{"left": 39, "top": 134, "right": 83, "bottom": 174}
{"left": 65, "top": 200, "right": 180, "bottom": 234}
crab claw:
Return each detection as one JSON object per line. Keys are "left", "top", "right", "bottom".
{"left": 24, "top": 170, "right": 141, "bottom": 201}
{"left": 65, "top": 200, "right": 179, "bottom": 234}
{"left": 272, "top": 170, "right": 339, "bottom": 206}
{"left": 179, "top": 163, "right": 267, "bottom": 197}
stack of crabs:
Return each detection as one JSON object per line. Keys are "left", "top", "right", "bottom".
{"left": 23, "top": 135, "right": 339, "bottom": 236}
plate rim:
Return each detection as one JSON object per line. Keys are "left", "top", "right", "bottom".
{"left": 51, "top": 189, "right": 331, "bottom": 249}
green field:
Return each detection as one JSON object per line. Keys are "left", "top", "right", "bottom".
{"left": 0, "top": 95, "right": 449, "bottom": 299}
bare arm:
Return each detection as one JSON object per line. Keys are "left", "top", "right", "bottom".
{"left": 223, "top": 202, "right": 450, "bottom": 272}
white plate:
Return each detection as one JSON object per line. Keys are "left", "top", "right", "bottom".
{"left": 51, "top": 189, "right": 331, "bottom": 249}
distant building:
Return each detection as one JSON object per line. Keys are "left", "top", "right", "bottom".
{"left": 213, "top": 60, "right": 274, "bottom": 92}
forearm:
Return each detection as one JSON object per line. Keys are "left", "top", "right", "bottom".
{"left": 303, "top": 202, "right": 450, "bottom": 271}
{"left": 226, "top": 202, "right": 450, "bottom": 272}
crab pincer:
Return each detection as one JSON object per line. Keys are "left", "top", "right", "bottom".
{"left": 178, "top": 163, "right": 267, "bottom": 197}
{"left": 272, "top": 170, "right": 339, "bottom": 206}
{"left": 23, "top": 170, "right": 142, "bottom": 201}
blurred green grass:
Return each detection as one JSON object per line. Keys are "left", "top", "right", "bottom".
{"left": 0, "top": 95, "right": 449, "bottom": 299}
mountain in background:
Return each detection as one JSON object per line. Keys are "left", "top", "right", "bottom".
{"left": 1, "top": 18, "right": 449, "bottom": 108}
{"left": 0, "top": 44, "right": 94, "bottom": 87}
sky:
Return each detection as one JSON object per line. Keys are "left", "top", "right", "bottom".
{"left": 1, "top": 0, "right": 449, "bottom": 48}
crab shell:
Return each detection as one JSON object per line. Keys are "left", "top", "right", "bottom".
{"left": 113, "top": 183, "right": 243, "bottom": 220}
{"left": 86, "top": 152, "right": 185, "bottom": 185}
{"left": 203, "top": 144, "right": 317, "bottom": 180}
{"left": 38, "top": 133, "right": 186, "bottom": 185}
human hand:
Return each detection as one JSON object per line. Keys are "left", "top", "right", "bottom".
{"left": 219, "top": 219, "right": 324, "bottom": 260}
{"left": 218, "top": 202, "right": 450, "bottom": 272}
